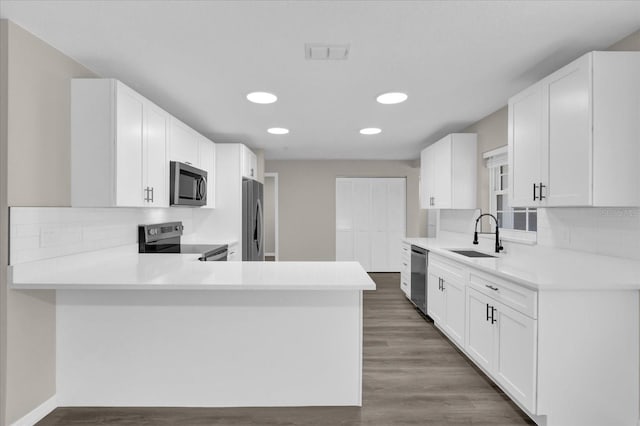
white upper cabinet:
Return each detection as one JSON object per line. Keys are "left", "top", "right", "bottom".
{"left": 169, "top": 117, "right": 200, "bottom": 167}
{"left": 509, "top": 51, "right": 640, "bottom": 207}
{"left": 240, "top": 144, "right": 258, "bottom": 180}
{"left": 143, "top": 103, "right": 169, "bottom": 207}
{"left": 71, "top": 79, "right": 169, "bottom": 207}
{"left": 420, "top": 133, "right": 477, "bottom": 209}
{"left": 198, "top": 136, "right": 216, "bottom": 209}
{"left": 508, "top": 83, "right": 544, "bottom": 207}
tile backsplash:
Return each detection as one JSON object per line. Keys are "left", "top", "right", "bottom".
{"left": 9, "top": 207, "right": 195, "bottom": 264}
{"left": 440, "top": 207, "right": 640, "bottom": 260}
{"left": 537, "top": 207, "right": 640, "bottom": 260}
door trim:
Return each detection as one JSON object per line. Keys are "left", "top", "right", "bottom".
{"left": 264, "top": 172, "right": 279, "bottom": 261}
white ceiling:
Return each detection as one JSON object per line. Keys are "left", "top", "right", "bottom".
{"left": 1, "top": 1, "right": 639, "bottom": 160}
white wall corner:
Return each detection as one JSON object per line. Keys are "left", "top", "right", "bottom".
{"left": 9, "top": 395, "right": 56, "bottom": 426}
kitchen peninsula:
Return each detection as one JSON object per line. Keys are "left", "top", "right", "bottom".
{"left": 9, "top": 247, "right": 375, "bottom": 408}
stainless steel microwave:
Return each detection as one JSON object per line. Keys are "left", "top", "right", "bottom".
{"left": 169, "top": 161, "right": 207, "bottom": 207}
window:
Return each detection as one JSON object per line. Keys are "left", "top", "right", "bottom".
{"left": 484, "top": 147, "right": 537, "bottom": 242}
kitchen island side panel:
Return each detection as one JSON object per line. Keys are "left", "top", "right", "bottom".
{"left": 56, "top": 289, "right": 363, "bottom": 407}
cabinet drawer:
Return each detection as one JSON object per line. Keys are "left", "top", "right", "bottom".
{"left": 430, "top": 254, "right": 466, "bottom": 282}
{"left": 401, "top": 242, "right": 411, "bottom": 258}
{"left": 400, "top": 258, "right": 410, "bottom": 272}
{"left": 468, "top": 271, "right": 537, "bottom": 319}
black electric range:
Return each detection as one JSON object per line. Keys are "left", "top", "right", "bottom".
{"left": 138, "top": 221, "right": 228, "bottom": 261}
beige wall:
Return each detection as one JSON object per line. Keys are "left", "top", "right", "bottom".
{"left": 264, "top": 160, "right": 427, "bottom": 261}
{"left": 0, "top": 19, "right": 9, "bottom": 426}
{"left": 607, "top": 28, "right": 640, "bottom": 51}
{"left": 263, "top": 175, "right": 276, "bottom": 254}
{"left": 1, "top": 20, "right": 97, "bottom": 425}
{"left": 463, "top": 106, "right": 508, "bottom": 217}
{"left": 7, "top": 21, "right": 95, "bottom": 206}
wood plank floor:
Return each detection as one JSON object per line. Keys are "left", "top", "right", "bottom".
{"left": 37, "top": 273, "right": 534, "bottom": 425}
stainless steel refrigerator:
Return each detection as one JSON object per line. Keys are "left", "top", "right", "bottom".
{"left": 242, "top": 178, "right": 264, "bottom": 261}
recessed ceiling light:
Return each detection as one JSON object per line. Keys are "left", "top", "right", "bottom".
{"left": 247, "top": 92, "right": 277, "bottom": 104}
{"left": 360, "top": 128, "right": 381, "bottom": 135}
{"left": 268, "top": 127, "right": 289, "bottom": 135}
{"left": 376, "top": 92, "right": 408, "bottom": 104}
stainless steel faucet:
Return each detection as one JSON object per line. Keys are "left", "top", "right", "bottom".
{"left": 473, "top": 213, "right": 504, "bottom": 254}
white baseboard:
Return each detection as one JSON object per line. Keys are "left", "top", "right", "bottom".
{"left": 10, "top": 395, "right": 56, "bottom": 426}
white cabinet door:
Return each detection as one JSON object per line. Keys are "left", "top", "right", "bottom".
{"left": 493, "top": 302, "right": 537, "bottom": 413}
{"left": 420, "top": 145, "right": 435, "bottom": 208}
{"left": 115, "top": 86, "right": 144, "bottom": 207}
{"left": 545, "top": 54, "right": 591, "bottom": 206}
{"left": 144, "top": 104, "right": 168, "bottom": 207}
{"left": 509, "top": 83, "right": 544, "bottom": 207}
{"left": 198, "top": 137, "right": 216, "bottom": 209}
{"left": 432, "top": 136, "right": 452, "bottom": 209}
{"left": 240, "top": 145, "right": 258, "bottom": 180}
{"left": 427, "top": 269, "right": 445, "bottom": 325}
{"left": 420, "top": 134, "right": 476, "bottom": 209}
{"left": 170, "top": 118, "right": 200, "bottom": 166}
{"left": 443, "top": 276, "right": 466, "bottom": 348}
{"left": 466, "top": 288, "right": 495, "bottom": 373}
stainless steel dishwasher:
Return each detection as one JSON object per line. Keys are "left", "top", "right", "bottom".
{"left": 410, "top": 245, "right": 428, "bottom": 315}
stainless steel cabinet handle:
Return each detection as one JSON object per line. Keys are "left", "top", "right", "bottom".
{"left": 486, "top": 303, "right": 491, "bottom": 322}
{"left": 539, "top": 182, "right": 546, "bottom": 200}
{"left": 150, "top": 187, "right": 154, "bottom": 203}
{"left": 533, "top": 183, "right": 538, "bottom": 201}
{"left": 491, "top": 306, "right": 497, "bottom": 324}
{"left": 485, "top": 284, "right": 499, "bottom": 291}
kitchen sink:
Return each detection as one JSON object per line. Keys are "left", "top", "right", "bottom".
{"left": 448, "top": 249, "right": 497, "bottom": 258}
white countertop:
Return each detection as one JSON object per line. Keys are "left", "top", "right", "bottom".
{"left": 9, "top": 245, "right": 376, "bottom": 291}
{"left": 405, "top": 235, "right": 640, "bottom": 291}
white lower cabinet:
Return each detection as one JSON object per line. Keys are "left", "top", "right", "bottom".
{"left": 400, "top": 241, "right": 411, "bottom": 297}
{"left": 428, "top": 258, "right": 466, "bottom": 348}
{"left": 427, "top": 252, "right": 639, "bottom": 426}
{"left": 442, "top": 276, "right": 466, "bottom": 348}
{"left": 466, "top": 287, "right": 536, "bottom": 413}
{"left": 493, "top": 300, "right": 537, "bottom": 413}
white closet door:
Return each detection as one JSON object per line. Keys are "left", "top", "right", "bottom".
{"left": 386, "top": 179, "right": 406, "bottom": 271}
{"left": 335, "top": 180, "right": 354, "bottom": 261}
{"left": 353, "top": 180, "right": 372, "bottom": 271}
{"left": 335, "top": 178, "right": 406, "bottom": 272}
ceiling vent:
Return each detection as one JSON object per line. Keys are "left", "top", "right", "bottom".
{"left": 305, "top": 43, "right": 350, "bottom": 60}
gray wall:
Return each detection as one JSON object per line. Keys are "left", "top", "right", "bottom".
{"left": 263, "top": 175, "right": 276, "bottom": 255}
{"left": 264, "top": 160, "right": 427, "bottom": 261}
{"left": 0, "top": 20, "right": 97, "bottom": 426}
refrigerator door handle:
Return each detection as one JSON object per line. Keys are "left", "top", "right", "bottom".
{"left": 255, "top": 198, "right": 263, "bottom": 254}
